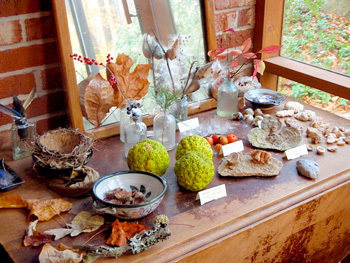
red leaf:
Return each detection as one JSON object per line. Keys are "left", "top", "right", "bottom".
{"left": 253, "top": 64, "right": 258, "bottom": 79}
{"left": 229, "top": 50, "right": 242, "bottom": 56}
{"left": 242, "top": 38, "right": 252, "bottom": 53}
{"left": 208, "top": 48, "right": 226, "bottom": 58}
{"left": 217, "top": 55, "right": 228, "bottom": 61}
{"left": 231, "top": 59, "right": 239, "bottom": 68}
{"left": 259, "top": 45, "right": 282, "bottom": 54}
{"left": 242, "top": 52, "right": 257, "bottom": 59}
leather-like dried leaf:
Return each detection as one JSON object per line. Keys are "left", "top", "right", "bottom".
{"left": 106, "top": 219, "right": 149, "bottom": 247}
{"left": 0, "top": 194, "right": 28, "bottom": 208}
{"left": 27, "top": 198, "right": 73, "bottom": 221}
{"left": 24, "top": 220, "right": 52, "bottom": 247}
{"left": 107, "top": 54, "right": 151, "bottom": 108}
{"left": 71, "top": 211, "right": 104, "bottom": 233}
{"left": 84, "top": 73, "right": 114, "bottom": 127}
{"left": 39, "top": 243, "right": 83, "bottom": 263}
{"left": 78, "top": 74, "right": 95, "bottom": 117}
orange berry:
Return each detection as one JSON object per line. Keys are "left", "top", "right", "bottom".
{"left": 212, "top": 134, "right": 220, "bottom": 144}
{"left": 214, "top": 143, "right": 222, "bottom": 153}
{"left": 204, "top": 136, "right": 214, "bottom": 146}
{"left": 219, "top": 136, "right": 229, "bottom": 145}
{"left": 227, "top": 133, "right": 238, "bottom": 143}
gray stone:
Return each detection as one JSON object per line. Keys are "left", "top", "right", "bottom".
{"left": 296, "top": 159, "right": 320, "bottom": 179}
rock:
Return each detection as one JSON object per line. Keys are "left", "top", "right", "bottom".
{"left": 296, "top": 159, "right": 320, "bottom": 179}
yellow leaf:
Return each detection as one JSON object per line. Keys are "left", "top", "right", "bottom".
{"left": 0, "top": 194, "right": 28, "bottom": 208}
{"left": 71, "top": 211, "right": 104, "bottom": 233}
{"left": 27, "top": 198, "right": 73, "bottom": 221}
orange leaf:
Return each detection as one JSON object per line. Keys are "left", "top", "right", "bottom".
{"left": 107, "top": 54, "right": 151, "bottom": 108}
{"left": 0, "top": 194, "right": 28, "bottom": 208}
{"left": 106, "top": 219, "right": 149, "bottom": 247}
{"left": 208, "top": 48, "right": 226, "bottom": 58}
{"left": 242, "top": 38, "right": 252, "bottom": 53}
{"left": 27, "top": 198, "right": 73, "bottom": 221}
{"left": 230, "top": 59, "right": 239, "bottom": 68}
{"left": 84, "top": 73, "right": 114, "bottom": 127}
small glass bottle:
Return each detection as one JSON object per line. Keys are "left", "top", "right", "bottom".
{"left": 11, "top": 117, "right": 36, "bottom": 160}
{"left": 119, "top": 106, "right": 131, "bottom": 143}
{"left": 124, "top": 108, "right": 147, "bottom": 158}
{"left": 216, "top": 78, "right": 238, "bottom": 117}
{"left": 153, "top": 109, "right": 176, "bottom": 151}
{"left": 174, "top": 95, "right": 188, "bottom": 122}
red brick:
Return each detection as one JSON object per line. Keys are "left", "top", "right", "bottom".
{"left": 214, "top": 11, "right": 237, "bottom": 32}
{"left": 238, "top": 7, "right": 255, "bottom": 27}
{"left": 36, "top": 114, "right": 68, "bottom": 135}
{"left": 216, "top": 28, "right": 254, "bottom": 49}
{"left": 40, "top": 67, "right": 63, "bottom": 90}
{"left": 0, "top": 110, "right": 13, "bottom": 126}
{"left": 0, "top": 42, "right": 59, "bottom": 74}
{"left": 25, "top": 15, "right": 56, "bottom": 41}
{"left": 0, "top": 129, "right": 12, "bottom": 151}
{"left": 215, "top": 0, "right": 256, "bottom": 10}
{"left": 0, "top": 73, "right": 36, "bottom": 99}
{"left": 26, "top": 91, "right": 66, "bottom": 118}
{"left": 0, "top": 0, "right": 50, "bottom": 17}
{"left": 0, "top": 20, "right": 22, "bottom": 46}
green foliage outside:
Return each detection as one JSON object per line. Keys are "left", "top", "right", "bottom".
{"left": 279, "top": 0, "right": 350, "bottom": 108}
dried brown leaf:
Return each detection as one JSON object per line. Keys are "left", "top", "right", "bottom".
{"left": 27, "top": 198, "right": 73, "bottom": 221}
{"left": 107, "top": 54, "right": 151, "bottom": 108}
{"left": 84, "top": 73, "right": 114, "bottom": 127}
{"left": 0, "top": 194, "right": 28, "bottom": 208}
{"left": 23, "top": 220, "right": 52, "bottom": 247}
{"left": 39, "top": 243, "right": 83, "bottom": 263}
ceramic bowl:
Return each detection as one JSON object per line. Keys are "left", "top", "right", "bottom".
{"left": 244, "top": 88, "right": 285, "bottom": 109}
{"left": 92, "top": 170, "right": 167, "bottom": 219}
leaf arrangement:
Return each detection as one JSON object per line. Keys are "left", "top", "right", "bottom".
{"left": 208, "top": 28, "right": 282, "bottom": 79}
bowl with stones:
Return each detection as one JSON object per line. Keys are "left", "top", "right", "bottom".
{"left": 244, "top": 88, "right": 285, "bottom": 109}
{"left": 92, "top": 170, "right": 167, "bottom": 219}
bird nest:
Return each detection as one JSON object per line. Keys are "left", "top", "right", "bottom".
{"left": 33, "top": 128, "right": 93, "bottom": 170}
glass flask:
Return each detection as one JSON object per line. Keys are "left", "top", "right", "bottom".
{"left": 216, "top": 78, "right": 238, "bottom": 117}
{"left": 153, "top": 110, "right": 176, "bottom": 151}
{"left": 11, "top": 117, "right": 36, "bottom": 160}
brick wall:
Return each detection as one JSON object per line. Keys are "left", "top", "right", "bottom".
{"left": 0, "top": 0, "right": 68, "bottom": 149}
{"left": 213, "top": 0, "right": 256, "bottom": 77}
{"left": 0, "top": 0, "right": 256, "bottom": 151}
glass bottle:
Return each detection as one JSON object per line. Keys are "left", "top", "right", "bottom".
{"left": 174, "top": 95, "right": 188, "bottom": 122}
{"left": 11, "top": 117, "right": 36, "bottom": 160}
{"left": 119, "top": 106, "right": 131, "bottom": 143}
{"left": 124, "top": 108, "right": 147, "bottom": 158}
{"left": 216, "top": 78, "right": 238, "bottom": 117}
{"left": 153, "top": 109, "right": 176, "bottom": 151}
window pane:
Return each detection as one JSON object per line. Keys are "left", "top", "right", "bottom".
{"left": 281, "top": 0, "right": 350, "bottom": 76}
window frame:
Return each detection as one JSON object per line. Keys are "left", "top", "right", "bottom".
{"left": 254, "top": 0, "right": 350, "bottom": 100}
{"left": 52, "top": 0, "right": 217, "bottom": 139}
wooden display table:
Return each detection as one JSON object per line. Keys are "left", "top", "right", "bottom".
{"left": 1, "top": 98, "right": 350, "bottom": 263}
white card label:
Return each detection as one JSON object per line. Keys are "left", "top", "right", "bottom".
{"left": 178, "top": 118, "right": 199, "bottom": 133}
{"left": 285, "top": 144, "right": 308, "bottom": 160}
{"left": 222, "top": 140, "right": 244, "bottom": 156}
{"left": 196, "top": 184, "right": 227, "bottom": 205}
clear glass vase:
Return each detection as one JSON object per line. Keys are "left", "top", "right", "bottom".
{"left": 216, "top": 78, "right": 238, "bottom": 117}
{"left": 11, "top": 117, "right": 36, "bottom": 160}
{"left": 119, "top": 106, "right": 131, "bottom": 143}
{"left": 173, "top": 96, "right": 188, "bottom": 122}
{"left": 124, "top": 117, "right": 147, "bottom": 158}
{"left": 153, "top": 110, "right": 176, "bottom": 151}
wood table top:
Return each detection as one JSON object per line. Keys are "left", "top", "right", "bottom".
{"left": 1, "top": 98, "right": 350, "bottom": 263}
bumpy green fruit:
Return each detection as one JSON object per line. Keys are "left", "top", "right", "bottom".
{"left": 176, "top": 135, "right": 213, "bottom": 160}
{"left": 127, "top": 139, "right": 170, "bottom": 176}
{"left": 174, "top": 151, "right": 215, "bottom": 192}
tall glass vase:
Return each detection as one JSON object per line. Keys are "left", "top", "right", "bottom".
{"left": 216, "top": 78, "right": 238, "bottom": 117}
{"left": 153, "top": 109, "right": 176, "bottom": 151}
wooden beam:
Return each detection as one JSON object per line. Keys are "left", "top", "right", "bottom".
{"left": 265, "top": 56, "right": 350, "bottom": 99}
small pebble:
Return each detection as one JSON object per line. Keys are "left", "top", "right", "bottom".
{"left": 327, "top": 146, "right": 338, "bottom": 152}
{"left": 296, "top": 159, "right": 320, "bottom": 179}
